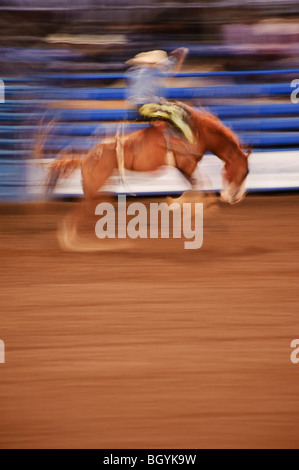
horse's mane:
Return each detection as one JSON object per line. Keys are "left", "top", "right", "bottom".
{"left": 180, "top": 102, "right": 248, "bottom": 153}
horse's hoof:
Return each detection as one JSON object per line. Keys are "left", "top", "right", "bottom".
{"left": 57, "top": 219, "right": 132, "bottom": 253}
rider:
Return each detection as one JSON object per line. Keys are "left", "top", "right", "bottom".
{"left": 125, "top": 48, "right": 194, "bottom": 145}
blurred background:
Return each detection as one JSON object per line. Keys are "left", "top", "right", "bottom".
{"left": 0, "top": 0, "right": 299, "bottom": 450}
{"left": 2, "top": 0, "right": 299, "bottom": 73}
{"left": 1, "top": 0, "right": 299, "bottom": 197}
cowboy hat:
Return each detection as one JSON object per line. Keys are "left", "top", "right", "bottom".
{"left": 126, "top": 50, "right": 168, "bottom": 66}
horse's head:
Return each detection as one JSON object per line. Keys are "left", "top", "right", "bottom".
{"left": 186, "top": 105, "right": 251, "bottom": 205}
{"left": 220, "top": 147, "right": 250, "bottom": 204}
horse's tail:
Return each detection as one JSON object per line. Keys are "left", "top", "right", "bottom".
{"left": 45, "top": 156, "right": 82, "bottom": 194}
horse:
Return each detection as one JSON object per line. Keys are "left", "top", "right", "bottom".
{"left": 47, "top": 103, "right": 250, "bottom": 202}
{"left": 45, "top": 103, "right": 250, "bottom": 250}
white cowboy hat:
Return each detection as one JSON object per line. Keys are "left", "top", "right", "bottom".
{"left": 126, "top": 50, "right": 168, "bottom": 66}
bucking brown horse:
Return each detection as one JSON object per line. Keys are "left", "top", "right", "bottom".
{"left": 45, "top": 103, "right": 250, "bottom": 250}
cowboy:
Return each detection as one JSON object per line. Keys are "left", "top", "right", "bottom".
{"left": 125, "top": 48, "right": 193, "bottom": 144}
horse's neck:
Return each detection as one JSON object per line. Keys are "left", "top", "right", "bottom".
{"left": 204, "top": 127, "right": 238, "bottom": 164}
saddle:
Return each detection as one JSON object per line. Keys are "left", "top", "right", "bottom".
{"left": 139, "top": 102, "right": 194, "bottom": 145}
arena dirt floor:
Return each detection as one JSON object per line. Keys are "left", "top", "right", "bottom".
{"left": 0, "top": 193, "right": 298, "bottom": 449}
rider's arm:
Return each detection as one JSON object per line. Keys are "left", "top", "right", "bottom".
{"left": 157, "top": 47, "right": 189, "bottom": 75}
{"left": 168, "top": 47, "right": 189, "bottom": 73}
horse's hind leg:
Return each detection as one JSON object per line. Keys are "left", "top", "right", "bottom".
{"left": 57, "top": 195, "right": 112, "bottom": 253}
{"left": 57, "top": 194, "right": 123, "bottom": 252}
{"left": 57, "top": 148, "right": 130, "bottom": 252}
{"left": 56, "top": 195, "right": 94, "bottom": 252}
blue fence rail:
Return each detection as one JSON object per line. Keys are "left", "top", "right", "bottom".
{"left": 2, "top": 83, "right": 298, "bottom": 100}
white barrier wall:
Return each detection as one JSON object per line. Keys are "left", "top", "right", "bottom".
{"left": 28, "top": 150, "right": 299, "bottom": 198}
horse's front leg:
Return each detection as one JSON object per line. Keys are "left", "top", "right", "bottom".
{"left": 169, "top": 154, "right": 217, "bottom": 212}
{"left": 174, "top": 152, "right": 213, "bottom": 192}
{"left": 188, "top": 158, "right": 218, "bottom": 212}
{"left": 190, "top": 164, "right": 211, "bottom": 191}
{"left": 174, "top": 153, "right": 198, "bottom": 187}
